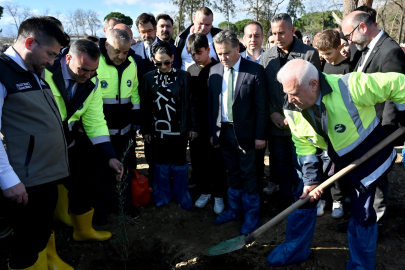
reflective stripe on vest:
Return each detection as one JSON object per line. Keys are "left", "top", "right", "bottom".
{"left": 109, "top": 124, "right": 131, "bottom": 136}
{"left": 103, "top": 97, "right": 131, "bottom": 104}
{"left": 336, "top": 75, "right": 380, "bottom": 156}
{"left": 90, "top": 135, "right": 111, "bottom": 145}
{"left": 360, "top": 148, "right": 396, "bottom": 188}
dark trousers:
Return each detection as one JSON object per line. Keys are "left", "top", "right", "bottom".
{"left": 269, "top": 136, "right": 299, "bottom": 197}
{"left": 145, "top": 141, "right": 155, "bottom": 188}
{"left": 2, "top": 182, "right": 58, "bottom": 268}
{"left": 189, "top": 133, "right": 227, "bottom": 198}
{"left": 219, "top": 126, "right": 258, "bottom": 195}
{"left": 151, "top": 133, "right": 188, "bottom": 165}
{"left": 255, "top": 146, "right": 266, "bottom": 196}
{"left": 93, "top": 132, "right": 135, "bottom": 213}
{"left": 330, "top": 177, "right": 350, "bottom": 202}
{"left": 63, "top": 142, "right": 92, "bottom": 215}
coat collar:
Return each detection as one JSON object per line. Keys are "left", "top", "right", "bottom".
{"left": 283, "top": 71, "right": 332, "bottom": 112}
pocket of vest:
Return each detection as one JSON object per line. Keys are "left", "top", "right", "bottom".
{"left": 24, "top": 135, "right": 35, "bottom": 178}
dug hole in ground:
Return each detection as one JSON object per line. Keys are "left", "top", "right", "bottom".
{"left": 1, "top": 138, "right": 404, "bottom": 270}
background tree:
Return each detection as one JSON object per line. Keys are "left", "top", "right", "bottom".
{"left": 0, "top": 5, "right": 3, "bottom": 33}
{"left": 235, "top": 19, "right": 253, "bottom": 35}
{"left": 104, "top": 12, "right": 133, "bottom": 28}
{"left": 214, "top": 0, "right": 236, "bottom": 29}
{"left": 218, "top": 21, "right": 238, "bottom": 31}
{"left": 4, "top": 2, "right": 33, "bottom": 32}
{"left": 294, "top": 10, "right": 340, "bottom": 35}
{"left": 287, "top": 0, "right": 306, "bottom": 23}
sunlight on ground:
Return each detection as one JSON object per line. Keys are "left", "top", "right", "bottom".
{"left": 175, "top": 257, "right": 199, "bottom": 268}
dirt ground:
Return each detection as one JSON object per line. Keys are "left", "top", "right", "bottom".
{"left": 1, "top": 137, "right": 405, "bottom": 270}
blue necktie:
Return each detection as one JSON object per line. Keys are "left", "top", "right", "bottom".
{"left": 66, "top": 79, "right": 74, "bottom": 104}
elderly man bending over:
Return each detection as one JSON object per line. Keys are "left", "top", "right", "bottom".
{"left": 266, "top": 59, "right": 405, "bottom": 269}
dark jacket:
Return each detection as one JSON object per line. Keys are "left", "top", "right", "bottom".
{"left": 0, "top": 52, "right": 69, "bottom": 187}
{"left": 175, "top": 25, "right": 222, "bottom": 61}
{"left": 208, "top": 57, "right": 268, "bottom": 150}
{"left": 131, "top": 38, "right": 180, "bottom": 74}
{"left": 354, "top": 31, "right": 405, "bottom": 139}
{"left": 260, "top": 37, "right": 321, "bottom": 137}
{"left": 140, "top": 69, "right": 197, "bottom": 135}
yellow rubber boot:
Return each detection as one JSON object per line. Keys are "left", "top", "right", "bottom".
{"left": 54, "top": 185, "right": 72, "bottom": 226}
{"left": 70, "top": 208, "right": 111, "bottom": 241}
{"left": 33, "top": 248, "right": 47, "bottom": 270}
{"left": 8, "top": 264, "right": 34, "bottom": 270}
{"left": 46, "top": 232, "right": 73, "bottom": 270}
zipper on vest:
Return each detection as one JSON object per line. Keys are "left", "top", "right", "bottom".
{"left": 24, "top": 135, "right": 35, "bottom": 177}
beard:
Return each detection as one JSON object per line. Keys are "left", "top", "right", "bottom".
{"left": 143, "top": 36, "right": 155, "bottom": 45}
{"left": 353, "top": 34, "right": 369, "bottom": 51}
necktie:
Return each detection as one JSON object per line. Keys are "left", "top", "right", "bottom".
{"left": 312, "top": 104, "right": 322, "bottom": 124}
{"left": 227, "top": 67, "right": 234, "bottom": 122}
{"left": 358, "top": 47, "right": 370, "bottom": 66}
{"left": 66, "top": 79, "right": 74, "bottom": 104}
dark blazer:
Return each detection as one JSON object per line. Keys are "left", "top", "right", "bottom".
{"left": 132, "top": 38, "right": 180, "bottom": 74}
{"left": 208, "top": 57, "right": 268, "bottom": 150}
{"left": 354, "top": 31, "right": 405, "bottom": 131}
{"left": 260, "top": 37, "right": 321, "bottom": 137}
{"left": 139, "top": 69, "right": 197, "bottom": 136}
{"left": 175, "top": 25, "right": 222, "bottom": 60}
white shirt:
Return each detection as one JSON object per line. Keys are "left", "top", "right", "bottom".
{"left": 181, "top": 32, "right": 218, "bottom": 70}
{"left": 221, "top": 56, "right": 241, "bottom": 123}
{"left": 357, "top": 30, "right": 384, "bottom": 72}
{"left": 61, "top": 56, "right": 78, "bottom": 96}
{"left": 144, "top": 37, "right": 158, "bottom": 60}
{"left": 0, "top": 47, "right": 44, "bottom": 190}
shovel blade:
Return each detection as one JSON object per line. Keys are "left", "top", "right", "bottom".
{"left": 205, "top": 235, "right": 246, "bottom": 256}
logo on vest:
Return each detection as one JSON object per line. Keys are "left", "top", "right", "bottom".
{"left": 16, "top": 82, "right": 32, "bottom": 90}
{"left": 127, "top": 80, "right": 132, "bottom": 87}
{"left": 101, "top": 80, "right": 108, "bottom": 88}
{"left": 334, "top": 124, "right": 346, "bottom": 133}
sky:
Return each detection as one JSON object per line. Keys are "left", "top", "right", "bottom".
{"left": 0, "top": 0, "right": 289, "bottom": 37}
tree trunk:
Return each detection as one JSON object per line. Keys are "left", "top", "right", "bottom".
{"left": 343, "top": 0, "right": 374, "bottom": 17}
{"left": 398, "top": 9, "right": 405, "bottom": 43}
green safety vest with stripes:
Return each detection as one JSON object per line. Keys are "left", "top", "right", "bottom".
{"left": 96, "top": 54, "right": 140, "bottom": 136}
{"left": 45, "top": 70, "right": 110, "bottom": 145}
{"left": 284, "top": 72, "right": 405, "bottom": 162}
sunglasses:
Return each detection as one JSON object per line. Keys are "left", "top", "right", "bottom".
{"left": 154, "top": 61, "right": 171, "bottom": 67}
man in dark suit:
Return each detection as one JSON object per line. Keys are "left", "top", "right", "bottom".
{"left": 208, "top": 30, "right": 268, "bottom": 235}
{"left": 132, "top": 13, "right": 180, "bottom": 73}
{"left": 342, "top": 10, "right": 405, "bottom": 229}
{"left": 260, "top": 13, "right": 321, "bottom": 216}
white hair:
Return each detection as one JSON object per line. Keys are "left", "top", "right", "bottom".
{"left": 277, "top": 59, "right": 319, "bottom": 87}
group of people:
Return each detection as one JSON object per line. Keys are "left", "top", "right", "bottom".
{"left": 0, "top": 4, "right": 405, "bottom": 270}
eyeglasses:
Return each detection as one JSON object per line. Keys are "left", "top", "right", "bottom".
{"left": 344, "top": 24, "right": 360, "bottom": 41}
{"left": 154, "top": 61, "right": 171, "bottom": 67}
{"left": 34, "top": 39, "right": 58, "bottom": 60}
{"left": 139, "top": 29, "right": 155, "bottom": 34}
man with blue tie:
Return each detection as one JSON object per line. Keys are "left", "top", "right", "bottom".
{"left": 208, "top": 30, "right": 268, "bottom": 235}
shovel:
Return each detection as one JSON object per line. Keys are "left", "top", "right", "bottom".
{"left": 205, "top": 127, "right": 405, "bottom": 256}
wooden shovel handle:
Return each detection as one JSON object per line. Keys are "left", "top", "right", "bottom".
{"left": 245, "top": 127, "right": 405, "bottom": 245}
